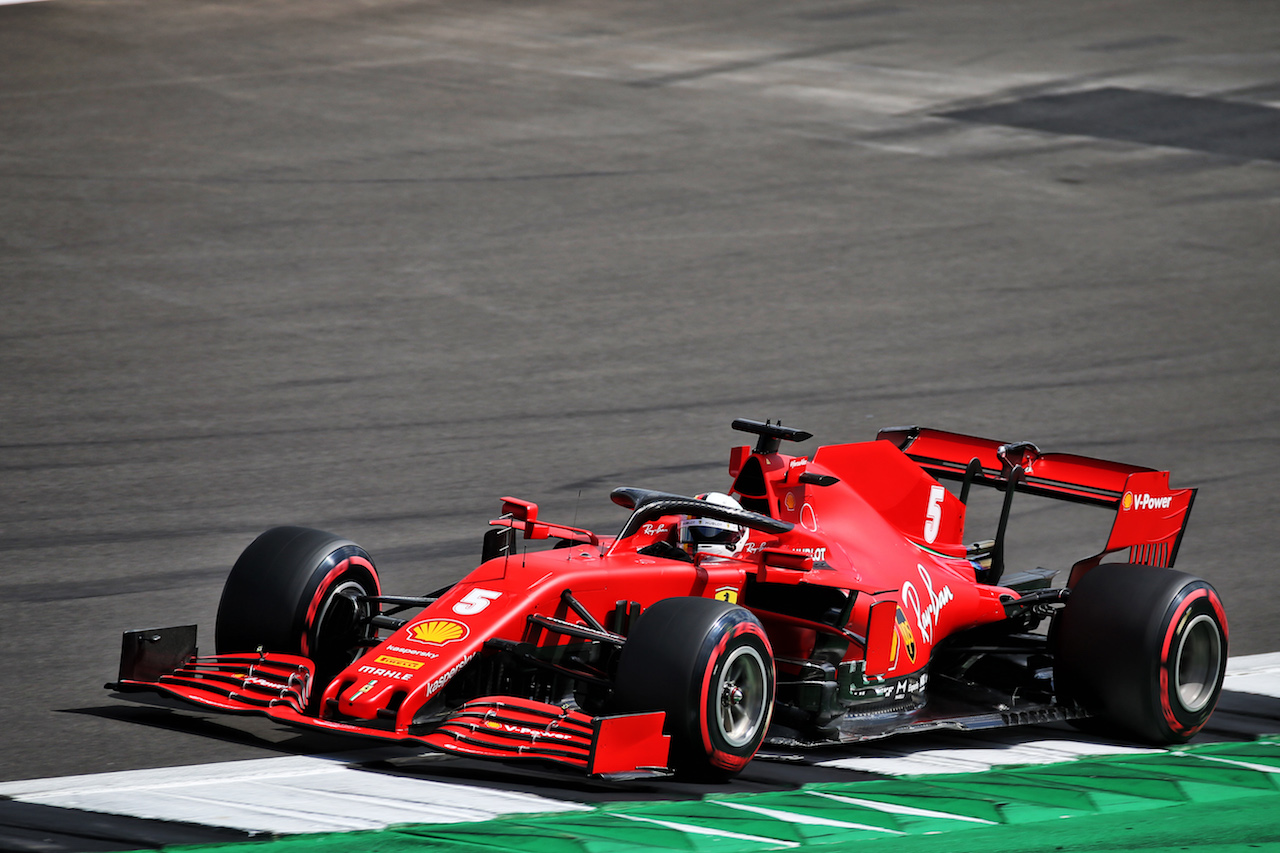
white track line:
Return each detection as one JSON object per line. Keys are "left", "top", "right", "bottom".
{"left": 1225, "top": 652, "right": 1280, "bottom": 698}
{"left": 0, "top": 751, "right": 588, "bottom": 834}
{"left": 811, "top": 652, "right": 1280, "bottom": 776}
{"left": 814, "top": 737, "right": 1163, "bottom": 776}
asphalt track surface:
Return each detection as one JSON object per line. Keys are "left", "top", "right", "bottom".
{"left": 1, "top": 0, "right": 1278, "bottom": 794}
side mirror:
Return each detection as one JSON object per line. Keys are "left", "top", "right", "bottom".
{"left": 499, "top": 497, "right": 539, "bottom": 525}
{"left": 760, "top": 548, "right": 814, "bottom": 572}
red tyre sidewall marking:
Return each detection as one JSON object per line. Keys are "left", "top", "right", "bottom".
{"left": 697, "top": 619, "right": 773, "bottom": 772}
{"left": 1157, "top": 586, "right": 1226, "bottom": 735}
{"left": 300, "top": 556, "right": 379, "bottom": 657}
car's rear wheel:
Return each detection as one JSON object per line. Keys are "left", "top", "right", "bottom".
{"left": 215, "top": 526, "right": 381, "bottom": 710}
{"left": 613, "top": 597, "right": 774, "bottom": 779}
{"left": 1054, "top": 563, "right": 1227, "bottom": 743}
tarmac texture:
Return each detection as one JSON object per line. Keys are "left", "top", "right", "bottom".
{"left": 1, "top": 0, "right": 1277, "bottom": 782}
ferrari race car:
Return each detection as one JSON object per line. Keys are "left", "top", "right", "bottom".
{"left": 111, "top": 419, "right": 1228, "bottom": 779}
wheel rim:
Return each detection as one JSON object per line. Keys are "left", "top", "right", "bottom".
{"left": 715, "top": 644, "right": 768, "bottom": 748}
{"left": 1174, "top": 613, "right": 1222, "bottom": 713}
{"left": 312, "top": 579, "right": 374, "bottom": 668}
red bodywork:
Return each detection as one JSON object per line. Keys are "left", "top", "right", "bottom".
{"left": 115, "top": 423, "right": 1197, "bottom": 777}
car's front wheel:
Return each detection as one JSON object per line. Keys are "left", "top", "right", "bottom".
{"left": 613, "top": 597, "right": 775, "bottom": 779}
{"left": 215, "top": 526, "right": 381, "bottom": 710}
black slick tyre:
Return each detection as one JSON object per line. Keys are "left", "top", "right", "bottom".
{"left": 613, "top": 597, "right": 774, "bottom": 779}
{"left": 1054, "top": 563, "right": 1228, "bottom": 743}
{"left": 215, "top": 526, "right": 381, "bottom": 708}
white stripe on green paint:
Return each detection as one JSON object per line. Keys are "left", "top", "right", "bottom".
{"left": 613, "top": 812, "right": 801, "bottom": 847}
{"left": 807, "top": 790, "right": 996, "bottom": 823}
{"left": 716, "top": 800, "right": 905, "bottom": 833}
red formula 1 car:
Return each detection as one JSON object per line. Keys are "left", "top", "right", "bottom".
{"left": 112, "top": 419, "right": 1228, "bottom": 779}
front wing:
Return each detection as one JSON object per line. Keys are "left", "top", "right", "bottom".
{"left": 110, "top": 628, "right": 670, "bottom": 779}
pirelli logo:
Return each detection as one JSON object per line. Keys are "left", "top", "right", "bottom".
{"left": 374, "top": 655, "right": 424, "bottom": 670}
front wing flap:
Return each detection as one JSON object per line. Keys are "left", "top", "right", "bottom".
{"left": 115, "top": 649, "right": 315, "bottom": 714}
{"left": 419, "top": 696, "right": 670, "bottom": 778}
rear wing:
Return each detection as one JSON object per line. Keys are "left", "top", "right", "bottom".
{"left": 878, "top": 427, "right": 1197, "bottom": 583}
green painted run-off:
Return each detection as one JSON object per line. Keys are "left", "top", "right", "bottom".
{"left": 161, "top": 737, "right": 1280, "bottom": 853}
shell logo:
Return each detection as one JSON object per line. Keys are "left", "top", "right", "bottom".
{"left": 784, "top": 491, "right": 796, "bottom": 512}
{"left": 408, "top": 619, "right": 470, "bottom": 646}
{"left": 484, "top": 720, "right": 502, "bottom": 730}
{"left": 1122, "top": 491, "right": 1134, "bottom": 511}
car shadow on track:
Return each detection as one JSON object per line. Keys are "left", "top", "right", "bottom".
{"left": 67, "top": 698, "right": 392, "bottom": 758}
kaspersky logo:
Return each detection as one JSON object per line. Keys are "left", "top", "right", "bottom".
{"left": 1123, "top": 491, "right": 1174, "bottom": 511}
{"left": 406, "top": 619, "right": 470, "bottom": 646}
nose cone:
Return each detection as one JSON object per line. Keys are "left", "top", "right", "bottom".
{"left": 337, "top": 673, "right": 401, "bottom": 719}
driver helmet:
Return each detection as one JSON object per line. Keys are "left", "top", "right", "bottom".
{"left": 679, "top": 492, "right": 746, "bottom": 558}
